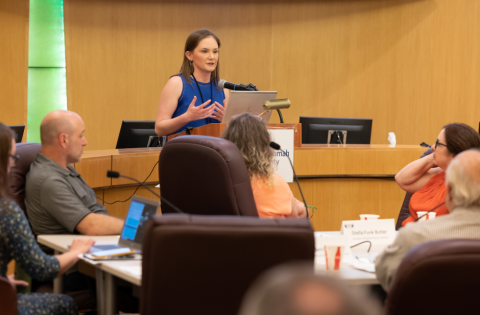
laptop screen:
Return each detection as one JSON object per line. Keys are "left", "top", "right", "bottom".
{"left": 119, "top": 195, "right": 160, "bottom": 251}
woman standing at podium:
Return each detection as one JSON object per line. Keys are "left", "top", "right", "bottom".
{"left": 155, "top": 29, "right": 228, "bottom": 137}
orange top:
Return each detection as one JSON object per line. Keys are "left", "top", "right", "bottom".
{"left": 402, "top": 171, "right": 449, "bottom": 226}
{"left": 251, "top": 173, "right": 292, "bottom": 218}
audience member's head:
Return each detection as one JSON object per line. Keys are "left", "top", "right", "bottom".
{"left": 238, "top": 264, "right": 380, "bottom": 315}
{"left": 432, "top": 123, "right": 480, "bottom": 171}
{"left": 222, "top": 113, "right": 274, "bottom": 182}
{"left": 442, "top": 123, "right": 480, "bottom": 156}
{"left": 40, "top": 110, "right": 87, "bottom": 164}
{"left": 445, "top": 149, "right": 480, "bottom": 211}
{"left": 0, "top": 122, "right": 15, "bottom": 199}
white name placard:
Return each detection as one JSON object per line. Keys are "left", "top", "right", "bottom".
{"left": 268, "top": 129, "right": 294, "bottom": 183}
{"left": 340, "top": 219, "right": 396, "bottom": 252}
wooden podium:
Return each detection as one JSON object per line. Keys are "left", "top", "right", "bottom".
{"left": 167, "top": 123, "right": 302, "bottom": 147}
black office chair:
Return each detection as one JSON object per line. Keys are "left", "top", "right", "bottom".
{"left": 7, "top": 142, "right": 42, "bottom": 218}
{"left": 141, "top": 214, "right": 315, "bottom": 315}
{"left": 159, "top": 135, "right": 258, "bottom": 216}
{"left": 0, "top": 276, "right": 17, "bottom": 315}
{"left": 385, "top": 239, "right": 480, "bottom": 315}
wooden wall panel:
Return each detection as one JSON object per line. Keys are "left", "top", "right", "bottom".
{"left": 295, "top": 145, "right": 426, "bottom": 176}
{"left": 64, "top": 0, "right": 273, "bottom": 150}
{"left": 75, "top": 155, "right": 112, "bottom": 188}
{"left": 64, "top": 0, "right": 480, "bottom": 150}
{"left": 101, "top": 184, "right": 160, "bottom": 219}
{"left": 289, "top": 178, "right": 406, "bottom": 231}
{"left": 7, "top": 260, "right": 15, "bottom": 276}
{"left": 111, "top": 152, "right": 160, "bottom": 186}
{"left": 0, "top": 0, "right": 28, "bottom": 136}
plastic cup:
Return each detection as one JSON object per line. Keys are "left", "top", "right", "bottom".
{"left": 324, "top": 245, "right": 344, "bottom": 270}
{"left": 359, "top": 214, "right": 379, "bottom": 220}
{"left": 417, "top": 212, "right": 436, "bottom": 221}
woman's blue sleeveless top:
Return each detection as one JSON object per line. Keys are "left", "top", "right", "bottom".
{"left": 171, "top": 75, "right": 225, "bottom": 135}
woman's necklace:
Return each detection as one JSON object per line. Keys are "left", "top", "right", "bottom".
{"left": 192, "top": 73, "right": 213, "bottom": 124}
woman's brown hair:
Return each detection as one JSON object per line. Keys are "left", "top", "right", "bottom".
{"left": 443, "top": 123, "right": 480, "bottom": 155}
{"left": 0, "top": 122, "right": 14, "bottom": 200}
{"left": 175, "top": 28, "right": 221, "bottom": 86}
{"left": 222, "top": 113, "right": 275, "bottom": 186}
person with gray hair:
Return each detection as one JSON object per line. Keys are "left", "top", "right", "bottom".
{"left": 375, "top": 149, "right": 480, "bottom": 291}
{"left": 238, "top": 264, "right": 381, "bottom": 315}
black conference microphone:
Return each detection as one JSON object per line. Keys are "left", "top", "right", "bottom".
{"left": 106, "top": 171, "right": 183, "bottom": 213}
{"left": 218, "top": 79, "right": 258, "bottom": 91}
{"left": 269, "top": 142, "right": 309, "bottom": 218}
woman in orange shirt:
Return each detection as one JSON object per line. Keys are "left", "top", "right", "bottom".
{"left": 222, "top": 113, "right": 306, "bottom": 218}
{"left": 396, "top": 123, "right": 480, "bottom": 226}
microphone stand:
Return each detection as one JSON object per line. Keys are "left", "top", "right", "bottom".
{"left": 276, "top": 109, "right": 285, "bottom": 124}
{"left": 270, "top": 143, "right": 309, "bottom": 218}
{"left": 283, "top": 150, "right": 308, "bottom": 218}
{"left": 107, "top": 172, "right": 184, "bottom": 213}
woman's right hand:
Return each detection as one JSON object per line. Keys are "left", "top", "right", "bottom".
{"left": 185, "top": 96, "right": 216, "bottom": 122}
{"left": 56, "top": 238, "right": 95, "bottom": 277}
{"left": 395, "top": 152, "right": 441, "bottom": 194}
{"left": 69, "top": 238, "right": 95, "bottom": 255}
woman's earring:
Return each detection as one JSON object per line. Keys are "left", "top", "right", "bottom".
{"left": 189, "top": 60, "right": 193, "bottom": 68}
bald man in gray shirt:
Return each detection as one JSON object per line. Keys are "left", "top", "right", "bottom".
{"left": 26, "top": 110, "right": 123, "bottom": 237}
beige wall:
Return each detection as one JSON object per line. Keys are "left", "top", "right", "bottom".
{"left": 48, "top": 0, "right": 480, "bottom": 149}
{"left": 0, "top": 0, "right": 28, "bottom": 138}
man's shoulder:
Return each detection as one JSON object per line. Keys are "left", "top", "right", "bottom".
{"left": 399, "top": 212, "right": 476, "bottom": 243}
{"left": 27, "top": 161, "right": 68, "bottom": 187}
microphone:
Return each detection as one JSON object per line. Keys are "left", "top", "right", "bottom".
{"left": 269, "top": 142, "right": 309, "bottom": 218}
{"left": 107, "top": 171, "right": 120, "bottom": 178}
{"left": 106, "top": 171, "right": 183, "bottom": 213}
{"left": 218, "top": 79, "right": 258, "bottom": 91}
{"left": 415, "top": 202, "right": 445, "bottom": 222}
{"left": 270, "top": 142, "right": 281, "bottom": 150}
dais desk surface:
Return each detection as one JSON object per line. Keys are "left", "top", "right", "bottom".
{"left": 77, "top": 144, "right": 425, "bottom": 231}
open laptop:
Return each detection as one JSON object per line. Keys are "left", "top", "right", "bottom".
{"left": 222, "top": 91, "right": 277, "bottom": 125}
{"left": 89, "top": 195, "right": 160, "bottom": 253}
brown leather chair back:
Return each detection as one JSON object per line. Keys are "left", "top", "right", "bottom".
{"left": 7, "top": 142, "right": 41, "bottom": 217}
{"left": 159, "top": 136, "right": 258, "bottom": 216}
{"left": 385, "top": 239, "right": 480, "bottom": 315}
{"left": 0, "top": 276, "right": 17, "bottom": 315}
{"left": 141, "top": 214, "right": 315, "bottom": 315}
{"left": 396, "top": 148, "right": 433, "bottom": 229}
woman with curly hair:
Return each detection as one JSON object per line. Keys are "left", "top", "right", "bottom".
{"left": 222, "top": 113, "right": 306, "bottom": 218}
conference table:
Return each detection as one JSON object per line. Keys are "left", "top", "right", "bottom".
{"left": 42, "top": 142, "right": 422, "bottom": 313}
{"left": 37, "top": 232, "right": 379, "bottom": 315}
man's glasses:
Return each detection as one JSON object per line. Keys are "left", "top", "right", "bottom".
{"left": 435, "top": 139, "right": 447, "bottom": 149}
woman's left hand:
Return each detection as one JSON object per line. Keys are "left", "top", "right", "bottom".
{"left": 8, "top": 274, "right": 29, "bottom": 290}
{"left": 212, "top": 100, "right": 226, "bottom": 122}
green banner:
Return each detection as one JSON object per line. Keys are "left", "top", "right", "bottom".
{"left": 27, "top": 0, "right": 67, "bottom": 143}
